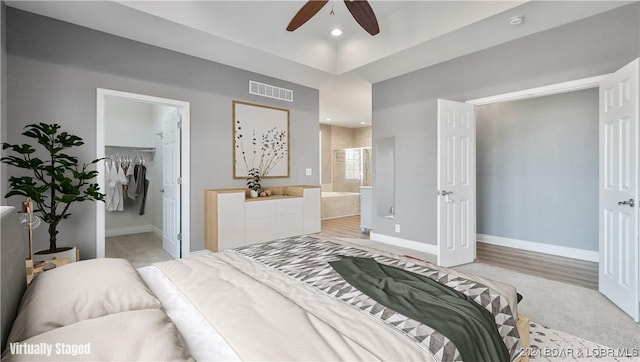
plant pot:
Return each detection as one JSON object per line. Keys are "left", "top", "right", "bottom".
{"left": 249, "top": 189, "right": 259, "bottom": 198}
{"left": 33, "top": 246, "right": 78, "bottom": 264}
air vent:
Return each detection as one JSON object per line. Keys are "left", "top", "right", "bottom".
{"left": 249, "top": 80, "right": 293, "bottom": 102}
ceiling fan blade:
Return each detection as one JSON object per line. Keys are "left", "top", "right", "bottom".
{"left": 287, "top": 1, "right": 329, "bottom": 32}
{"left": 343, "top": 0, "right": 379, "bottom": 36}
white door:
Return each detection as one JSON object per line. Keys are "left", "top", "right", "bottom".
{"left": 162, "top": 110, "right": 182, "bottom": 259}
{"left": 599, "top": 58, "right": 640, "bottom": 322}
{"left": 437, "top": 99, "right": 476, "bottom": 267}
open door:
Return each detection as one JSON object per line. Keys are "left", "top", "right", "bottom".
{"left": 437, "top": 99, "right": 476, "bottom": 267}
{"left": 162, "top": 109, "right": 182, "bottom": 259}
{"left": 599, "top": 58, "right": 640, "bottom": 322}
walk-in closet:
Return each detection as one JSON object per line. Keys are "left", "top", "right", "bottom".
{"left": 103, "top": 96, "right": 179, "bottom": 267}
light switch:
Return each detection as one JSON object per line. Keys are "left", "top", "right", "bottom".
{"left": 305, "top": 168, "right": 312, "bottom": 176}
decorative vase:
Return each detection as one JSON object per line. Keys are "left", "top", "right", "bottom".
{"left": 249, "top": 189, "right": 259, "bottom": 198}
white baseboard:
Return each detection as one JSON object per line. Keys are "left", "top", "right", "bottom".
{"left": 105, "top": 225, "right": 153, "bottom": 237}
{"left": 321, "top": 213, "right": 360, "bottom": 220}
{"left": 370, "top": 232, "right": 438, "bottom": 255}
{"left": 151, "top": 225, "right": 163, "bottom": 239}
{"left": 368, "top": 232, "right": 598, "bottom": 262}
{"left": 477, "top": 234, "right": 599, "bottom": 262}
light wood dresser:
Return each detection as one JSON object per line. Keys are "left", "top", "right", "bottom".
{"left": 204, "top": 185, "right": 321, "bottom": 252}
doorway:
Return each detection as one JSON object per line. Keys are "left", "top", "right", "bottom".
{"left": 95, "top": 89, "right": 191, "bottom": 260}
{"left": 318, "top": 124, "right": 373, "bottom": 235}
{"left": 467, "top": 76, "right": 605, "bottom": 266}
{"left": 466, "top": 65, "right": 640, "bottom": 321}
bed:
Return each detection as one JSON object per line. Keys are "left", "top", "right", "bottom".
{"left": 1, "top": 223, "right": 528, "bottom": 361}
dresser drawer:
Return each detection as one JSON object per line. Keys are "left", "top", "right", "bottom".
{"left": 277, "top": 198, "right": 303, "bottom": 216}
{"left": 245, "top": 200, "right": 278, "bottom": 219}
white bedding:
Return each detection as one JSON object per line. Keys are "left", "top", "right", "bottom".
{"left": 143, "top": 235, "right": 523, "bottom": 361}
{"left": 3, "top": 259, "right": 192, "bottom": 361}
{"left": 137, "top": 265, "right": 239, "bottom": 361}
{"left": 3, "top": 236, "right": 522, "bottom": 361}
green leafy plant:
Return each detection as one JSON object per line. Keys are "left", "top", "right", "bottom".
{"left": 246, "top": 167, "right": 262, "bottom": 192}
{"left": 1, "top": 123, "right": 105, "bottom": 253}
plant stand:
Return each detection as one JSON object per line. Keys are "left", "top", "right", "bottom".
{"left": 26, "top": 257, "right": 71, "bottom": 285}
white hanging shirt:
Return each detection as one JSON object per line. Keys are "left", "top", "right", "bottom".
{"left": 105, "top": 162, "right": 119, "bottom": 212}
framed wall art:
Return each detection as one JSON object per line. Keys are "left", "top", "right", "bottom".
{"left": 233, "top": 100, "right": 290, "bottom": 178}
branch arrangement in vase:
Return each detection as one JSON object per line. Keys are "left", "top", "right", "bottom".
{"left": 235, "top": 122, "right": 288, "bottom": 177}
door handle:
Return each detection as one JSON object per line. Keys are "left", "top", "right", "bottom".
{"left": 438, "top": 190, "right": 454, "bottom": 203}
{"left": 618, "top": 198, "right": 635, "bottom": 207}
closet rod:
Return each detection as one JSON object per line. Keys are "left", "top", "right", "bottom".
{"left": 105, "top": 145, "right": 155, "bottom": 153}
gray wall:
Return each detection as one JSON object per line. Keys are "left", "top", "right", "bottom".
{"left": 0, "top": 1, "right": 6, "bottom": 200}
{"left": 1, "top": 207, "right": 27, "bottom": 352}
{"left": 477, "top": 89, "right": 598, "bottom": 251}
{"left": 372, "top": 3, "right": 640, "bottom": 248}
{"left": 4, "top": 8, "right": 319, "bottom": 258}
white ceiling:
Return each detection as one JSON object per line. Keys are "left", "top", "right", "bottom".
{"left": 6, "top": 1, "right": 631, "bottom": 127}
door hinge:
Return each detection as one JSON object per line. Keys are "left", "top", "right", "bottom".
{"left": 177, "top": 233, "right": 182, "bottom": 241}
{"left": 177, "top": 119, "right": 182, "bottom": 129}
{"left": 177, "top": 177, "right": 182, "bottom": 184}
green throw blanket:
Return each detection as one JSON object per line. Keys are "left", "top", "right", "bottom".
{"left": 329, "top": 256, "right": 510, "bottom": 362}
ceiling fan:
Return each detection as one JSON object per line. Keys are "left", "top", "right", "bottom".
{"left": 286, "top": 0, "right": 380, "bottom": 36}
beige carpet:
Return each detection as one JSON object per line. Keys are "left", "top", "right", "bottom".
{"left": 106, "top": 232, "right": 173, "bottom": 268}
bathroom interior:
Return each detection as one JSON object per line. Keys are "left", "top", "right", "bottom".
{"left": 319, "top": 124, "right": 372, "bottom": 225}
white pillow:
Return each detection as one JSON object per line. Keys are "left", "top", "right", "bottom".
{"left": 3, "top": 309, "right": 193, "bottom": 361}
{"left": 8, "top": 258, "right": 161, "bottom": 343}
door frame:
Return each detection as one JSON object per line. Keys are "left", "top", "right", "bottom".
{"left": 95, "top": 88, "right": 191, "bottom": 258}
{"left": 466, "top": 75, "right": 607, "bottom": 106}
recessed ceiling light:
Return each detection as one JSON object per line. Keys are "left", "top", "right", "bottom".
{"left": 508, "top": 15, "right": 524, "bottom": 26}
{"left": 360, "top": 122, "right": 366, "bottom": 125}
{"left": 325, "top": 118, "right": 331, "bottom": 121}
{"left": 330, "top": 28, "right": 343, "bottom": 37}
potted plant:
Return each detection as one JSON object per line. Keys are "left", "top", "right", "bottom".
{"left": 1, "top": 123, "right": 105, "bottom": 262}
{"left": 246, "top": 167, "right": 262, "bottom": 198}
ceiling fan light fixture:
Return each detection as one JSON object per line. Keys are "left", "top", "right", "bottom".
{"left": 331, "top": 28, "right": 343, "bottom": 37}
{"left": 287, "top": 0, "right": 379, "bottom": 36}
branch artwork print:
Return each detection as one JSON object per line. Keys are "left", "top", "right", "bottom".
{"left": 233, "top": 101, "right": 289, "bottom": 178}
{"left": 235, "top": 123, "right": 287, "bottom": 176}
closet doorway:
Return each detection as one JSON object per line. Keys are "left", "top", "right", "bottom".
{"left": 95, "top": 89, "right": 191, "bottom": 264}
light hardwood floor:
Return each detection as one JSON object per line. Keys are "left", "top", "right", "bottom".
{"left": 321, "top": 215, "right": 598, "bottom": 290}
{"left": 477, "top": 242, "right": 598, "bottom": 290}
{"left": 321, "top": 215, "right": 369, "bottom": 239}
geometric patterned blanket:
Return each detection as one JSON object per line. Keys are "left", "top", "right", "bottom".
{"left": 232, "top": 235, "right": 523, "bottom": 361}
